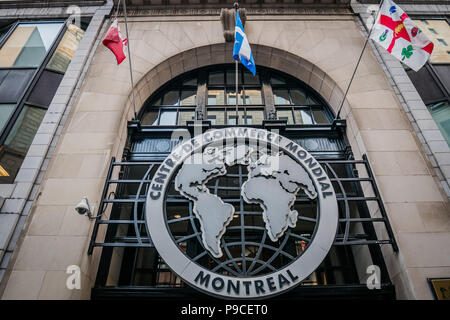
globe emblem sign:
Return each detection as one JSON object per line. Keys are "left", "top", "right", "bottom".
{"left": 146, "top": 127, "right": 339, "bottom": 299}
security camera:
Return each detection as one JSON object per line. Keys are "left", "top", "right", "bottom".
{"left": 75, "top": 197, "right": 95, "bottom": 219}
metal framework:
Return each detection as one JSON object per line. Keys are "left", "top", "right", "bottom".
{"left": 89, "top": 65, "right": 397, "bottom": 299}
{"left": 89, "top": 155, "right": 397, "bottom": 252}
{"left": 89, "top": 147, "right": 398, "bottom": 298}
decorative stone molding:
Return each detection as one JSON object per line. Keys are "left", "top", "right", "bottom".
{"left": 123, "top": 7, "right": 352, "bottom": 17}
{"left": 220, "top": 8, "right": 246, "bottom": 42}
{"left": 0, "top": 0, "right": 105, "bottom": 9}
{"left": 195, "top": 110, "right": 205, "bottom": 121}
{"left": 0, "top": 5, "right": 99, "bottom": 18}
{"left": 267, "top": 110, "right": 277, "bottom": 120}
{"left": 122, "top": 0, "right": 351, "bottom": 5}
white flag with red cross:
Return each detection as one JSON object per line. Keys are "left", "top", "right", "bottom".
{"left": 102, "top": 18, "right": 128, "bottom": 65}
{"left": 370, "top": 0, "right": 434, "bottom": 71}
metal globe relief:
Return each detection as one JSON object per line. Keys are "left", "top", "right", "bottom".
{"left": 146, "top": 128, "right": 338, "bottom": 298}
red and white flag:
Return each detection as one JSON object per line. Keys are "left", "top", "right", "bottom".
{"left": 370, "top": 0, "right": 434, "bottom": 71}
{"left": 102, "top": 19, "right": 128, "bottom": 65}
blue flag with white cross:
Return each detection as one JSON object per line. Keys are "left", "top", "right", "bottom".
{"left": 233, "top": 11, "right": 256, "bottom": 75}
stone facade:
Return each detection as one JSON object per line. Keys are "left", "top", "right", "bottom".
{"left": 0, "top": 0, "right": 114, "bottom": 298}
{"left": 0, "top": 2, "right": 449, "bottom": 300}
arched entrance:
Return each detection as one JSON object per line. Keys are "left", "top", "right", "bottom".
{"left": 89, "top": 62, "right": 397, "bottom": 300}
{"left": 126, "top": 44, "right": 350, "bottom": 122}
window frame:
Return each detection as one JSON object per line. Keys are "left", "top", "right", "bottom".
{"left": 406, "top": 16, "right": 450, "bottom": 146}
{"left": 0, "top": 19, "right": 68, "bottom": 144}
{"left": 0, "top": 18, "right": 89, "bottom": 183}
{"left": 139, "top": 65, "right": 335, "bottom": 128}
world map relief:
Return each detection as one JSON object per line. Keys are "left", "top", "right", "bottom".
{"left": 174, "top": 145, "right": 317, "bottom": 258}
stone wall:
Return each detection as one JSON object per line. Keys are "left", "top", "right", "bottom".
{"left": 351, "top": 0, "right": 450, "bottom": 299}
{"left": 0, "top": 0, "right": 114, "bottom": 298}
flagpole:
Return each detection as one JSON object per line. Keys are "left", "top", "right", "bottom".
{"left": 235, "top": 3, "right": 239, "bottom": 124}
{"left": 236, "top": 60, "right": 239, "bottom": 124}
{"left": 334, "top": 0, "right": 384, "bottom": 121}
{"left": 122, "top": 0, "right": 137, "bottom": 120}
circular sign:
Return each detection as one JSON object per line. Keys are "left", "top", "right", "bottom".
{"left": 146, "top": 127, "right": 338, "bottom": 299}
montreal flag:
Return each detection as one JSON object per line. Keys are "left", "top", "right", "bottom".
{"left": 370, "top": 0, "right": 434, "bottom": 71}
{"left": 102, "top": 19, "right": 128, "bottom": 65}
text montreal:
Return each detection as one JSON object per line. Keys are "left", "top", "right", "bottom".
{"left": 194, "top": 269, "right": 299, "bottom": 296}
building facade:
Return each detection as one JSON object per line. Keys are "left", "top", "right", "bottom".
{"left": 0, "top": 0, "right": 448, "bottom": 300}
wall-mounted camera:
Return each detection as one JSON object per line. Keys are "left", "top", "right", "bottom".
{"left": 75, "top": 197, "right": 95, "bottom": 220}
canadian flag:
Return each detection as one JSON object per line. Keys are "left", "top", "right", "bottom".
{"left": 370, "top": 0, "right": 434, "bottom": 71}
{"left": 102, "top": 19, "right": 128, "bottom": 65}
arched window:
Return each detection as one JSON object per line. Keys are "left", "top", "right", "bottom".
{"left": 141, "top": 75, "right": 197, "bottom": 126}
{"left": 140, "top": 65, "right": 333, "bottom": 126}
{"left": 270, "top": 74, "right": 331, "bottom": 125}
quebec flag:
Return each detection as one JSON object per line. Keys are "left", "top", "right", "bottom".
{"left": 233, "top": 11, "right": 256, "bottom": 75}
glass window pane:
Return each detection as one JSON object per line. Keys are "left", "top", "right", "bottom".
{"left": 153, "top": 96, "right": 162, "bottom": 106}
{"left": 227, "top": 111, "right": 246, "bottom": 125}
{"left": 208, "top": 71, "right": 224, "bottom": 85}
{"left": 0, "top": 22, "right": 63, "bottom": 68}
{"left": 0, "top": 104, "right": 15, "bottom": 132}
{"left": 244, "top": 89, "right": 262, "bottom": 105}
{"left": 291, "top": 89, "right": 308, "bottom": 105}
{"left": 0, "top": 105, "right": 46, "bottom": 183}
{"left": 207, "top": 115, "right": 217, "bottom": 125}
{"left": 47, "top": 24, "right": 84, "bottom": 73}
{"left": 312, "top": 108, "right": 330, "bottom": 124}
{"left": 178, "top": 110, "right": 195, "bottom": 125}
{"left": 27, "top": 70, "right": 64, "bottom": 107}
{"left": 180, "top": 90, "right": 196, "bottom": 106}
{"left": 207, "top": 109, "right": 225, "bottom": 125}
{"left": 294, "top": 109, "right": 313, "bottom": 124}
{"left": 277, "top": 109, "right": 294, "bottom": 124}
{"left": 245, "top": 109, "right": 264, "bottom": 125}
{"left": 434, "top": 65, "right": 450, "bottom": 91}
{"left": 226, "top": 89, "right": 244, "bottom": 105}
{"left": 207, "top": 90, "right": 225, "bottom": 105}
{"left": 228, "top": 115, "right": 237, "bottom": 125}
{"left": 271, "top": 76, "right": 286, "bottom": 85}
{"left": 141, "top": 110, "right": 158, "bottom": 125}
{"left": 0, "top": 69, "right": 34, "bottom": 103}
{"left": 226, "top": 69, "right": 236, "bottom": 86}
{"left": 0, "top": 25, "right": 11, "bottom": 43}
{"left": 182, "top": 78, "right": 197, "bottom": 86}
{"left": 414, "top": 19, "right": 450, "bottom": 63}
{"left": 133, "top": 248, "right": 157, "bottom": 286}
{"left": 307, "top": 96, "right": 319, "bottom": 105}
{"left": 0, "top": 70, "right": 7, "bottom": 84}
{"left": 243, "top": 71, "right": 260, "bottom": 85}
{"left": 406, "top": 67, "right": 445, "bottom": 104}
{"left": 162, "top": 90, "right": 179, "bottom": 106}
{"left": 429, "top": 101, "right": 450, "bottom": 146}
{"left": 159, "top": 110, "right": 177, "bottom": 125}
{"left": 273, "top": 89, "right": 290, "bottom": 105}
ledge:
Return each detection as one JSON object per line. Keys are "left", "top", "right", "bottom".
{"left": 0, "top": 1, "right": 106, "bottom": 9}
